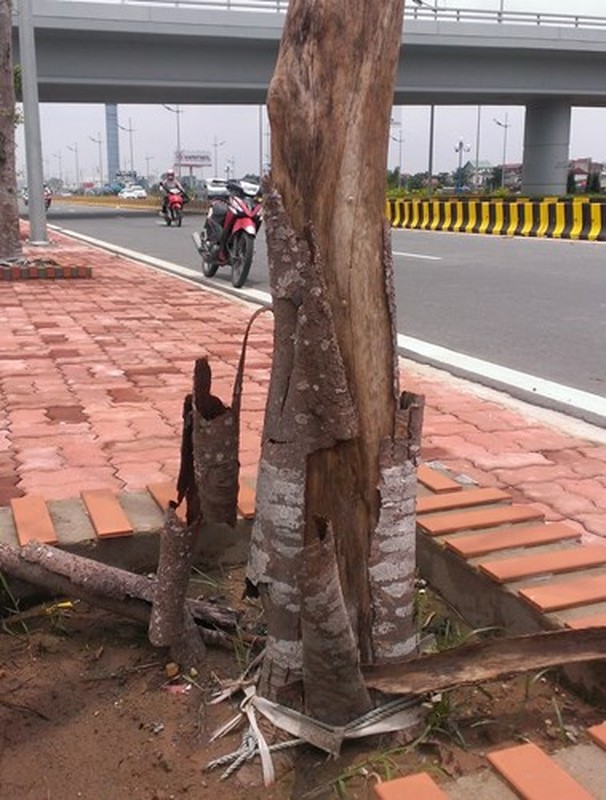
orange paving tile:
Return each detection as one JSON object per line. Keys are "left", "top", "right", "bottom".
{"left": 147, "top": 481, "right": 187, "bottom": 523}
{"left": 565, "top": 613, "right": 606, "bottom": 630}
{"left": 11, "top": 495, "right": 58, "bottom": 546}
{"left": 373, "top": 772, "right": 449, "bottom": 800}
{"left": 479, "top": 544, "right": 606, "bottom": 584}
{"left": 588, "top": 721, "right": 606, "bottom": 751}
{"left": 417, "top": 464, "right": 462, "bottom": 494}
{"left": 520, "top": 574, "right": 606, "bottom": 613}
{"left": 418, "top": 505, "right": 544, "bottom": 537}
{"left": 487, "top": 742, "right": 593, "bottom": 799}
{"left": 417, "top": 486, "right": 511, "bottom": 515}
{"left": 446, "top": 522, "right": 580, "bottom": 559}
{"left": 237, "top": 478, "right": 256, "bottom": 520}
{"left": 81, "top": 489, "right": 134, "bottom": 538}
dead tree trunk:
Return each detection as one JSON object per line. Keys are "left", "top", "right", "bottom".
{"left": 246, "top": 0, "right": 414, "bottom": 723}
{"left": 0, "top": 0, "right": 22, "bottom": 261}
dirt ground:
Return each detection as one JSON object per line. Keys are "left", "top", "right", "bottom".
{"left": 1, "top": 568, "right": 604, "bottom": 800}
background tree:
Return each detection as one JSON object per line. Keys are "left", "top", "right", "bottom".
{"left": 586, "top": 171, "right": 601, "bottom": 194}
{"left": 246, "top": 0, "right": 421, "bottom": 726}
{"left": 566, "top": 169, "right": 577, "bottom": 195}
{"left": 0, "top": 0, "right": 22, "bottom": 261}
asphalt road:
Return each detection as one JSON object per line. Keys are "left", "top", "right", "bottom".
{"left": 38, "top": 202, "right": 606, "bottom": 420}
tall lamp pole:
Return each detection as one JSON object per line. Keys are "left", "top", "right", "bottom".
{"left": 67, "top": 143, "right": 79, "bottom": 189}
{"left": 474, "top": 106, "right": 482, "bottom": 191}
{"left": 454, "top": 138, "right": 470, "bottom": 188}
{"left": 390, "top": 117, "right": 404, "bottom": 187}
{"left": 117, "top": 118, "right": 135, "bottom": 176}
{"left": 413, "top": 0, "right": 439, "bottom": 195}
{"left": 19, "top": 0, "right": 48, "bottom": 243}
{"left": 493, "top": 113, "right": 511, "bottom": 188}
{"left": 89, "top": 133, "right": 103, "bottom": 185}
{"left": 54, "top": 152, "right": 63, "bottom": 185}
{"left": 212, "top": 135, "right": 226, "bottom": 176}
{"left": 163, "top": 105, "right": 184, "bottom": 178}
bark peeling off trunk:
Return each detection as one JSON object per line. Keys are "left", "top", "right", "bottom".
{"left": 300, "top": 528, "right": 371, "bottom": 724}
{"left": 247, "top": 444, "right": 306, "bottom": 698}
{"left": 369, "top": 393, "right": 424, "bottom": 662}
{"left": 364, "top": 627, "right": 606, "bottom": 697}
{"left": 369, "top": 448, "right": 417, "bottom": 663}
{"left": 261, "top": 187, "right": 357, "bottom": 450}
{"left": 192, "top": 358, "right": 239, "bottom": 527}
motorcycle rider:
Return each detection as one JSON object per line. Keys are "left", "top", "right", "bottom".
{"left": 159, "top": 169, "right": 187, "bottom": 217}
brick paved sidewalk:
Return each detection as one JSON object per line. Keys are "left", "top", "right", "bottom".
{"left": 1, "top": 228, "right": 605, "bottom": 548}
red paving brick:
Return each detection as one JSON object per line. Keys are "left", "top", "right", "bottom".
{"left": 417, "top": 486, "right": 510, "bottom": 515}
{"left": 11, "top": 495, "right": 58, "bottom": 546}
{"left": 520, "top": 574, "right": 606, "bottom": 613}
{"left": 373, "top": 772, "right": 448, "bottom": 799}
{"left": 81, "top": 489, "right": 134, "bottom": 538}
{"left": 478, "top": 544, "right": 606, "bottom": 584}
{"left": 587, "top": 722, "right": 606, "bottom": 750}
{"left": 487, "top": 742, "right": 593, "bottom": 799}
{"left": 418, "top": 505, "right": 544, "bottom": 537}
{"left": 417, "top": 464, "right": 463, "bottom": 494}
{"left": 445, "top": 522, "right": 580, "bottom": 559}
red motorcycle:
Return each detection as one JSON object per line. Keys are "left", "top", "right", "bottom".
{"left": 192, "top": 180, "right": 262, "bottom": 288}
{"left": 162, "top": 188, "right": 185, "bottom": 227}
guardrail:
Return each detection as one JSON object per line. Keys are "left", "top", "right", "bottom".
{"left": 53, "top": 0, "right": 606, "bottom": 30}
{"left": 387, "top": 196, "right": 606, "bottom": 241}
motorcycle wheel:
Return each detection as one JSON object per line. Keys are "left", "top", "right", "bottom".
{"left": 175, "top": 208, "right": 183, "bottom": 228}
{"left": 231, "top": 231, "right": 254, "bottom": 288}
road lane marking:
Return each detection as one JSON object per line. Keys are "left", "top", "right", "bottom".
{"left": 393, "top": 251, "right": 442, "bottom": 261}
{"left": 52, "top": 225, "right": 604, "bottom": 427}
{"left": 397, "top": 333, "right": 606, "bottom": 426}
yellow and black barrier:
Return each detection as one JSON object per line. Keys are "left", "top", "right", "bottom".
{"left": 387, "top": 196, "right": 606, "bottom": 241}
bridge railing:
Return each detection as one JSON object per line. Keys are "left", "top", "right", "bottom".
{"left": 52, "top": 0, "right": 606, "bottom": 30}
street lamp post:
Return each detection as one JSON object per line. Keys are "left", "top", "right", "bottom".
{"left": 18, "top": 0, "right": 48, "bottom": 243}
{"left": 67, "top": 143, "right": 79, "bottom": 189}
{"left": 89, "top": 133, "right": 103, "bottom": 185}
{"left": 474, "top": 106, "right": 482, "bottom": 191}
{"left": 145, "top": 155, "right": 154, "bottom": 181}
{"left": 162, "top": 105, "right": 184, "bottom": 178}
{"left": 54, "top": 151, "right": 63, "bottom": 185}
{"left": 454, "top": 138, "right": 471, "bottom": 188}
{"left": 493, "top": 113, "right": 511, "bottom": 188}
{"left": 212, "top": 135, "right": 226, "bottom": 176}
{"left": 390, "top": 117, "right": 404, "bottom": 187}
{"left": 117, "top": 118, "right": 135, "bottom": 176}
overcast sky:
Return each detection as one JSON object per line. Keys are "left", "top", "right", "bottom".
{"left": 14, "top": 0, "right": 606, "bottom": 185}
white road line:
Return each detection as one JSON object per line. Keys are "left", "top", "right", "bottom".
{"left": 397, "top": 333, "right": 606, "bottom": 424}
{"left": 52, "top": 226, "right": 605, "bottom": 426}
{"left": 392, "top": 251, "right": 442, "bottom": 261}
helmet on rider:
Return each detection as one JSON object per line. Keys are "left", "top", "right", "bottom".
{"left": 166, "top": 169, "right": 175, "bottom": 178}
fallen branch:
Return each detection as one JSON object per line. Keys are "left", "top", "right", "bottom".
{"left": 0, "top": 541, "right": 239, "bottom": 637}
{"left": 363, "top": 627, "right": 606, "bottom": 696}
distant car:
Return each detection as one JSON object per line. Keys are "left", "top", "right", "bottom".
{"left": 206, "top": 178, "right": 230, "bottom": 199}
{"left": 118, "top": 185, "right": 147, "bottom": 199}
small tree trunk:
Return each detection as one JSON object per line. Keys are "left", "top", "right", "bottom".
{"left": 148, "top": 507, "right": 206, "bottom": 671}
{"left": 0, "top": 0, "right": 22, "bottom": 261}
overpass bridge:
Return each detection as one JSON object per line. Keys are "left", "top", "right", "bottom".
{"left": 13, "top": 0, "right": 606, "bottom": 195}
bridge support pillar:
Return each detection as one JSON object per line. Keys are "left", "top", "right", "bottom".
{"left": 521, "top": 102, "right": 570, "bottom": 197}
{"left": 105, "top": 104, "right": 120, "bottom": 185}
